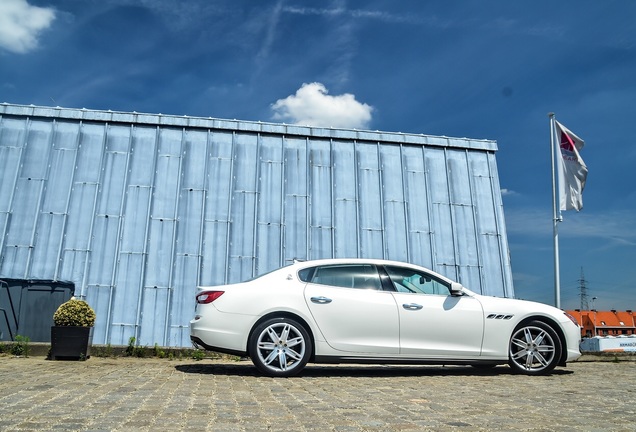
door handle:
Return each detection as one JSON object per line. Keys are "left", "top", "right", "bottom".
{"left": 310, "top": 296, "right": 332, "bottom": 304}
{"left": 402, "top": 303, "right": 423, "bottom": 310}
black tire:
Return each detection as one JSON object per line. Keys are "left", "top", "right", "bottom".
{"left": 248, "top": 317, "right": 312, "bottom": 377}
{"left": 508, "top": 320, "right": 562, "bottom": 375}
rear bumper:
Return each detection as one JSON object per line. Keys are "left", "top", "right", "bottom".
{"left": 189, "top": 306, "right": 255, "bottom": 354}
{"left": 190, "top": 336, "right": 246, "bottom": 357}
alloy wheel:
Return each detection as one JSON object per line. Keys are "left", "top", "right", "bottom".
{"left": 255, "top": 322, "right": 307, "bottom": 374}
{"left": 509, "top": 323, "right": 558, "bottom": 374}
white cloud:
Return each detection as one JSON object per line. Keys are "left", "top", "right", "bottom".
{"left": 271, "top": 82, "right": 373, "bottom": 129}
{"left": 0, "top": 0, "right": 56, "bottom": 54}
{"left": 282, "top": 6, "right": 427, "bottom": 25}
{"left": 505, "top": 207, "right": 636, "bottom": 248}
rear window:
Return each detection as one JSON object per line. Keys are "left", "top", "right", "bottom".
{"left": 298, "top": 267, "right": 315, "bottom": 282}
{"left": 299, "top": 264, "right": 382, "bottom": 290}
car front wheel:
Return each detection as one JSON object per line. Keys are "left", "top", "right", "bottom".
{"left": 249, "top": 317, "right": 312, "bottom": 377}
{"left": 508, "top": 320, "right": 562, "bottom": 375}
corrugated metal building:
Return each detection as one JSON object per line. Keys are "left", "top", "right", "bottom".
{"left": 0, "top": 103, "right": 513, "bottom": 347}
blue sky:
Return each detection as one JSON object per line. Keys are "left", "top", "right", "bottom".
{"left": 1, "top": 0, "right": 635, "bottom": 310}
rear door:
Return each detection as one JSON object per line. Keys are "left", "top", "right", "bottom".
{"left": 303, "top": 264, "right": 399, "bottom": 354}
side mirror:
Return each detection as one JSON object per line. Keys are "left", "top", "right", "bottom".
{"left": 450, "top": 282, "right": 464, "bottom": 296}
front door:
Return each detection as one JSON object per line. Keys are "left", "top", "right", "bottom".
{"left": 383, "top": 265, "right": 484, "bottom": 357}
{"left": 393, "top": 292, "right": 484, "bottom": 357}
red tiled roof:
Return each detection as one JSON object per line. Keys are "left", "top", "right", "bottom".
{"left": 566, "top": 310, "right": 636, "bottom": 329}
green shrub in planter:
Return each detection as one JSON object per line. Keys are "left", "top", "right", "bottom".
{"left": 50, "top": 298, "right": 96, "bottom": 360}
{"left": 53, "top": 298, "right": 96, "bottom": 327}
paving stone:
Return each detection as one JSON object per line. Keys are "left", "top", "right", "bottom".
{"left": 1, "top": 357, "right": 635, "bottom": 431}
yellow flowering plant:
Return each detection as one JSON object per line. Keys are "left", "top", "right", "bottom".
{"left": 53, "top": 298, "right": 96, "bottom": 327}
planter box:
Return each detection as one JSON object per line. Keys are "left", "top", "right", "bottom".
{"left": 50, "top": 326, "right": 93, "bottom": 360}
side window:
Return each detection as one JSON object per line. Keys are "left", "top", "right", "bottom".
{"left": 298, "top": 267, "right": 315, "bottom": 282}
{"left": 384, "top": 265, "right": 450, "bottom": 295}
{"left": 308, "top": 264, "right": 382, "bottom": 290}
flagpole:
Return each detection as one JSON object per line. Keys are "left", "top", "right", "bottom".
{"left": 549, "top": 112, "right": 562, "bottom": 309}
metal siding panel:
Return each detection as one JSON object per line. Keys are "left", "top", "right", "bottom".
{"left": 42, "top": 148, "right": 76, "bottom": 213}
{"left": 120, "top": 186, "right": 151, "bottom": 252}
{"left": 169, "top": 255, "right": 199, "bottom": 346}
{"left": 111, "top": 253, "right": 144, "bottom": 344}
{"left": 256, "top": 213, "right": 282, "bottom": 273}
{"left": 21, "top": 120, "right": 53, "bottom": 179}
{"left": 158, "top": 128, "right": 182, "bottom": 156}
{"left": 128, "top": 126, "right": 157, "bottom": 186}
{"left": 205, "top": 133, "right": 232, "bottom": 221}
{"left": 0, "top": 213, "right": 7, "bottom": 254}
{"left": 152, "top": 155, "right": 180, "bottom": 218}
{"left": 256, "top": 135, "right": 283, "bottom": 274}
{"left": 460, "top": 264, "right": 483, "bottom": 295}
{"left": 470, "top": 152, "right": 500, "bottom": 295}
{"left": 74, "top": 124, "right": 105, "bottom": 183}
{"left": 228, "top": 133, "right": 258, "bottom": 281}
{"left": 447, "top": 150, "right": 472, "bottom": 205}
{"left": 461, "top": 151, "right": 512, "bottom": 296}
{"left": 453, "top": 204, "right": 479, "bottom": 286}
{"left": 487, "top": 153, "right": 514, "bottom": 297}
{"left": 6, "top": 178, "right": 42, "bottom": 246}
{"left": 153, "top": 128, "right": 182, "bottom": 220}
{"left": 145, "top": 218, "right": 175, "bottom": 288}
{"left": 52, "top": 121, "right": 80, "bottom": 150}
{"left": 176, "top": 189, "right": 205, "bottom": 257}
{"left": 446, "top": 151, "right": 480, "bottom": 285}
{"left": 87, "top": 215, "right": 120, "bottom": 286}
{"left": 201, "top": 220, "right": 228, "bottom": 286}
{"left": 85, "top": 285, "right": 112, "bottom": 344}
{"left": 308, "top": 139, "right": 333, "bottom": 259}
{"left": 0, "top": 147, "right": 21, "bottom": 211}
{"left": 30, "top": 212, "right": 64, "bottom": 279}
{"left": 104, "top": 123, "right": 130, "bottom": 153}
{"left": 282, "top": 137, "right": 308, "bottom": 262}
{"left": 201, "top": 132, "right": 232, "bottom": 285}
{"left": 402, "top": 146, "right": 433, "bottom": 268}
{"left": 98, "top": 151, "right": 128, "bottom": 215}
{"left": 380, "top": 145, "right": 408, "bottom": 262}
{"left": 470, "top": 153, "right": 498, "bottom": 234}
{"left": 357, "top": 143, "right": 383, "bottom": 258}
{"left": 139, "top": 286, "right": 169, "bottom": 346}
{"left": 0, "top": 117, "right": 27, "bottom": 148}
{"left": 64, "top": 182, "right": 97, "bottom": 251}
{"left": 332, "top": 142, "right": 358, "bottom": 258}
{"left": 59, "top": 250, "right": 87, "bottom": 285}
{"left": 476, "top": 234, "right": 504, "bottom": 296}
{"left": 425, "top": 148, "right": 456, "bottom": 279}
{"left": 182, "top": 130, "right": 208, "bottom": 190}
{"left": 1, "top": 245, "right": 29, "bottom": 277}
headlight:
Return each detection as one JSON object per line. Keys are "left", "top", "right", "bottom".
{"left": 563, "top": 311, "right": 580, "bottom": 327}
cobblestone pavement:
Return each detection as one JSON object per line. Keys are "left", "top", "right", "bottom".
{"left": 0, "top": 356, "right": 635, "bottom": 431}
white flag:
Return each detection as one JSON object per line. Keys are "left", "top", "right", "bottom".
{"left": 555, "top": 121, "right": 588, "bottom": 211}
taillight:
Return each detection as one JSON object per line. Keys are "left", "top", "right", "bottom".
{"left": 196, "top": 290, "right": 224, "bottom": 304}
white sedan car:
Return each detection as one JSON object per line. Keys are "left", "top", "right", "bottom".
{"left": 190, "top": 259, "right": 581, "bottom": 376}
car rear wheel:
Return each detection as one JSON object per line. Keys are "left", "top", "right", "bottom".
{"left": 508, "top": 320, "right": 562, "bottom": 375}
{"left": 249, "top": 317, "right": 312, "bottom": 377}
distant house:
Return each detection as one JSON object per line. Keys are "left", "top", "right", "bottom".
{"left": 567, "top": 310, "right": 636, "bottom": 338}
